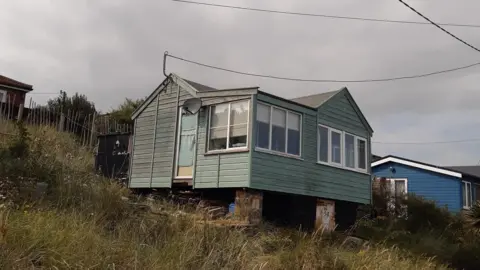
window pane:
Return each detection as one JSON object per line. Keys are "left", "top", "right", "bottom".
{"left": 357, "top": 139, "right": 366, "bottom": 169}
{"left": 287, "top": 112, "right": 301, "bottom": 155}
{"left": 331, "top": 131, "right": 341, "bottom": 164}
{"left": 256, "top": 104, "right": 270, "bottom": 149}
{"left": 318, "top": 126, "right": 328, "bottom": 162}
{"left": 210, "top": 104, "right": 229, "bottom": 128}
{"left": 345, "top": 134, "right": 355, "bottom": 168}
{"left": 229, "top": 124, "right": 247, "bottom": 148}
{"left": 209, "top": 127, "right": 227, "bottom": 150}
{"left": 230, "top": 101, "right": 249, "bottom": 125}
{"left": 271, "top": 108, "right": 286, "bottom": 152}
{"left": 395, "top": 180, "right": 406, "bottom": 197}
{"left": 463, "top": 182, "right": 467, "bottom": 208}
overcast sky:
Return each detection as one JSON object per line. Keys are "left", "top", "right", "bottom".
{"left": 1, "top": 0, "right": 480, "bottom": 166}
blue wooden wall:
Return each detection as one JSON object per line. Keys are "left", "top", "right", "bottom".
{"left": 372, "top": 162, "right": 462, "bottom": 212}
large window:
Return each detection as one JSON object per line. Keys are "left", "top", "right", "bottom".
{"left": 208, "top": 100, "right": 249, "bottom": 151}
{"left": 462, "top": 181, "right": 472, "bottom": 209}
{"left": 255, "top": 103, "right": 301, "bottom": 156}
{"left": 318, "top": 124, "right": 368, "bottom": 172}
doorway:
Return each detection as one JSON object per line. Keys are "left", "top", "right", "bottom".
{"left": 175, "top": 107, "right": 198, "bottom": 179}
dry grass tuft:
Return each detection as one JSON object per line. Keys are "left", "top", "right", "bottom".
{"left": 0, "top": 123, "right": 449, "bottom": 269}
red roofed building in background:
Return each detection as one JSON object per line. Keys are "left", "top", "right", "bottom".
{"left": 0, "top": 75, "right": 33, "bottom": 106}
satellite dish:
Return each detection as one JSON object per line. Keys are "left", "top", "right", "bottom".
{"left": 182, "top": 98, "right": 202, "bottom": 115}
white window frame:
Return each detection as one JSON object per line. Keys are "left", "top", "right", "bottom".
{"left": 0, "top": 90, "right": 6, "bottom": 103}
{"left": 356, "top": 137, "right": 368, "bottom": 171}
{"left": 207, "top": 100, "right": 250, "bottom": 153}
{"left": 317, "top": 124, "right": 368, "bottom": 173}
{"left": 329, "top": 127, "right": 343, "bottom": 166}
{"left": 462, "top": 180, "right": 473, "bottom": 210}
{"left": 255, "top": 102, "right": 302, "bottom": 158}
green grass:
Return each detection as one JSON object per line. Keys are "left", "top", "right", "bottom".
{"left": 0, "top": 122, "right": 448, "bottom": 269}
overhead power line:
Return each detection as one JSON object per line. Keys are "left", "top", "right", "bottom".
{"left": 373, "top": 138, "right": 480, "bottom": 145}
{"left": 397, "top": 0, "right": 480, "bottom": 53}
{"left": 166, "top": 54, "right": 480, "bottom": 83}
{"left": 28, "top": 92, "right": 59, "bottom": 95}
{"left": 172, "top": 0, "right": 480, "bottom": 29}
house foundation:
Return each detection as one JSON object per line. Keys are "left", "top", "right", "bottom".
{"left": 315, "top": 199, "right": 336, "bottom": 231}
{"left": 234, "top": 189, "right": 263, "bottom": 224}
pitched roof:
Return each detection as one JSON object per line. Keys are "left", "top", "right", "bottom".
{"left": 290, "top": 89, "right": 341, "bottom": 108}
{"left": 371, "top": 155, "right": 463, "bottom": 178}
{"left": 183, "top": 79, "right": 218, "bottom": 92}
{"left": 445, "top": 166, "right": 480, "bottom": 178}
{"left": 0, "top": 75, "right": 33, "bottom": 91}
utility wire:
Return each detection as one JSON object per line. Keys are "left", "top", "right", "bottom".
{"left": 172, "top": 0, "right": 480, "bottom": 29}
{"left": 373, "top": 138, "right": 480, "bottom": 145}
{"left": 167, "top": 54, "right": 480, "bottom": 83}
{"left": 397, "top": 0, "right": 480, "bottom": 53}
{"left": 28, "top": 92, "right": 59, "bottom": 95}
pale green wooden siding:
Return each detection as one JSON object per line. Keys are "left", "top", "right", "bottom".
{"left": 194, "top": 96, "right": 251, "bottom": 189}
{"left": 317, "top": 92, "right": 369, "bottom": 138}
{"left": 250, "top": 93, "right": 371, "bottom": 204}
{"left": 130, "top": 97, "right": 157, "bottom": 188}
{"left": 130, "top": 81, "right": 194, "bottom": 188}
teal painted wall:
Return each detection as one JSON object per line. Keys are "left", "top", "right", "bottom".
{"left": 250, "top": 92, "right": 372, "bottom": 204}
{"left": 130, "top": 80, "right": 193, "bottom": 188}
{"left": 194, "top": 96, "right": 252, "bottom": 189}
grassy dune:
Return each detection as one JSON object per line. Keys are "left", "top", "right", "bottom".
{"left": 0, "top": 122, "right": 447, "bottom": 269}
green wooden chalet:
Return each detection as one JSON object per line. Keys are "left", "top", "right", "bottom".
{"left": 129, "top": 73, "right": 374, "bottom": 230}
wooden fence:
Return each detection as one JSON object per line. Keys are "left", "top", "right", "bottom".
{"left": 0, "top": 97, "right": 132, "bottom": 147}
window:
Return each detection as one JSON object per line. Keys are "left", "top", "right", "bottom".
{"left": 272, "top": 108, "right": 286, "bottom": 152}
{"left": 345, "top": 134, "right": 355, "bottom": 168}
{"left": 208, "top": 100, "right": 249, "bottom": 151}
{"left": 463, "top": 181, "right": 472, "bottom": 209}
{"left": 255, "top": 103, "right": 302, "bottom": 156}
{"left": 386, "top": 178, "right": 408, "bottom": 216}
{"left": 287, "top": 112, "right": 301, "bottom": 155}
{"left": 357, "top": 138, "right": 367, "bottom": 169}
{"left": 318, "top": 126, "right": 329, "bottom": 162}
{"left": 331, "top": 130, "right": 342, "bottom": 164}
{"left": 0, "top": 90, "right": 5, "bottom": 103}
{"left": 317, "top": 124, "right": 368, "bottom": 172}
{"left": 256, "top": 103, "right": 270, "bottom": 149}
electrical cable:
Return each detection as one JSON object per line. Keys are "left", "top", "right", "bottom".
{"left": 172, "top": 0, "right": 480, "bottom": 28}
{"left": 167, "top": 53, "right": 480, "bottom": 83}
{"left": 397, "top": 0, "right": 480, "bottom": 53}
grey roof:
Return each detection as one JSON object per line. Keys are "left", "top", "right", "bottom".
{"left": 290, "top": 89, "right": 342, "bottom": 108}
{"left": 183, "top": 79, "right": 218, "bottom": 92}
{"left": 445, "top": 166, "right": 480, "bottom": 178}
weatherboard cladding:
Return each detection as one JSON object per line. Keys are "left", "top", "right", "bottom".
{"left": 129, "top": 75, "right": 373, "bottom": 204}
{"left": 194, "top": 96, "right": 252, "bottom": 189}
{"left": 129, "top": 77, "right": 252, "bottom": 189}
{"left": 130, "top": 81, "right": 192, "bottom": 188}
{"left": 250, "top": 92, "right": 372, "bottom": 204}
{"left": 373, "top": 162, "right": 463, "bottom": 213}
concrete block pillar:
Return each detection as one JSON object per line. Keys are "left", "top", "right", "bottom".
{"left": 234, "top": 189, "right": 263, "bottom": 224}
{"left": 315, "top": 199, "right": 336, "bottom": 231}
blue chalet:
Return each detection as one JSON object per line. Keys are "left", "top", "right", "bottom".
{"left": 371, "top": 155, "right": 480, "bottom": 213}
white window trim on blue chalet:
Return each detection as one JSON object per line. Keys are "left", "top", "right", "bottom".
{"left": 371, "top": 156, "right": 462, "bottom": 178}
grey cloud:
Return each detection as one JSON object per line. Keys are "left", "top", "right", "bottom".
{"left": 1, "top": 0, "right": 480, "bottom": 164}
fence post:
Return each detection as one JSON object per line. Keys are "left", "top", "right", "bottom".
{"left": 17, "top": 104, "right": 24, "bottom": 121}
{"left": 89, "top": 113, "right": 96, "bottom": 147}
{"left": 58, "top": 113, "right": 65, "bottom": 132}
